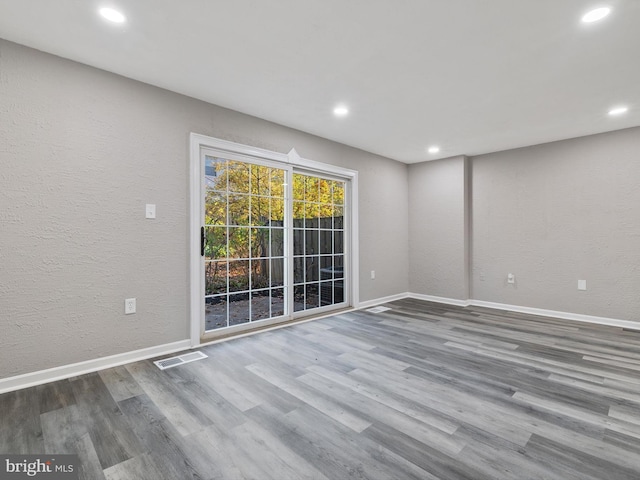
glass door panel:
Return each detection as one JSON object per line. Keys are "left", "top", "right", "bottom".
{"left": 292, "top": 173, "right": 347, "bottom": 314}
{"left": 204, "top": 155, "right": 288, "bottom": 331}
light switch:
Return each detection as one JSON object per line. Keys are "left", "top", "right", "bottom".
{"left": 578, "top": 279, "right": 587, "bottom": 291}
{"left": 145, "top": 204, "right": 156, "bottom": 219}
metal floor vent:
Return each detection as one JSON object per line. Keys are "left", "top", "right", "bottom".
{"left": 154, "top": 351, "right": 208, "bottom": 370}
{"left": 366, "top": 306, "right": 392, "bottom": 313}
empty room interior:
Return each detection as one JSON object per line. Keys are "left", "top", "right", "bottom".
{"left": 1, "top": 1, "right": 640, "bottom": 479}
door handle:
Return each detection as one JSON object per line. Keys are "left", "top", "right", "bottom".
{"left": 201, "top": 226, "right": 205, "bottom": 256}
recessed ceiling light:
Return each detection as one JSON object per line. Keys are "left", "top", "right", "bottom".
{"left": 608, "top": 106, "right": 628, "bottom": 116}
{"left": 581, "top": 6, "right": 611, "bottom": 23}
{"left": 333, "top": 105, "right": 349, "bottom": 117}
{"left": 99, "top": 7, "right": 126, "bottom": 23}
{"left": 428, "top": 146, "right": 440, "bottom": 154}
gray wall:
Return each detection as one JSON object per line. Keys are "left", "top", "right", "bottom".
{"left": 0, "top": 39, "right": 409, "bottom": 379}
{"left": 472, "top": 127, "right": 640, "bottom": 321}
{"left": 408, "top": 156, "right": 469, "bottom": 300}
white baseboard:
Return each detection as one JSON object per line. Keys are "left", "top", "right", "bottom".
{"left": 357, "top": 292, "right": 410, "bottom": 309}
{"left": 360, "top": 291, "right": 639, "bottom": 332}
{"left": 0, "top": 340, "right": 191, "bottom": 394}
{"left": 407, "top": 293, "right": 471, "bottom": 307}
{"left": 470, "top": 300, "right": 640, "bottom": 331}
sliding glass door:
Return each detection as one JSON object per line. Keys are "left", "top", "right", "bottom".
{"left": 195, "top": 139, "right": 354, "bottom": 340}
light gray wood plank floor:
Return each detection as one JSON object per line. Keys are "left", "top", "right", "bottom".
{"left": 2, "top": 299, "right": 640, "bottom": 479}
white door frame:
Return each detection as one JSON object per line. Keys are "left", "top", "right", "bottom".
{"left": 189, "top": 133, "right": 359, "bottom": 347}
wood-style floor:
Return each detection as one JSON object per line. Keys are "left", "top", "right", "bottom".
{"left": 2, "top": 298, "right": 640, "bottom": 479}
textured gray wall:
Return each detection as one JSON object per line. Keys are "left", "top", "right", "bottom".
{"left": 408, "top": 156, "right": 469, "bottom": 300}
{"left": 0, "top": 39, "right": 409, "bottom": 379}
{"left": 472, "top": 127, "right": 640, "bottom": 321}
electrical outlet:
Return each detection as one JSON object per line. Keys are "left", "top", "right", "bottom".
{"left": 371, "top": 270, "right": 376, "bottom": 279}
{"left": 507, "top": 273, "right": 515, "bottom": 284}
{"left": 125, "top": 298, "right": 136, "bottom": 314}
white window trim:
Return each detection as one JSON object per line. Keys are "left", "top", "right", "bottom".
{"left": 189, "top": 133, "right": 359, "bottom": 347}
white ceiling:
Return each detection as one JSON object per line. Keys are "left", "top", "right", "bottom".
{"left": 0, "top": 0, "right": 638, "bottom": 163}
